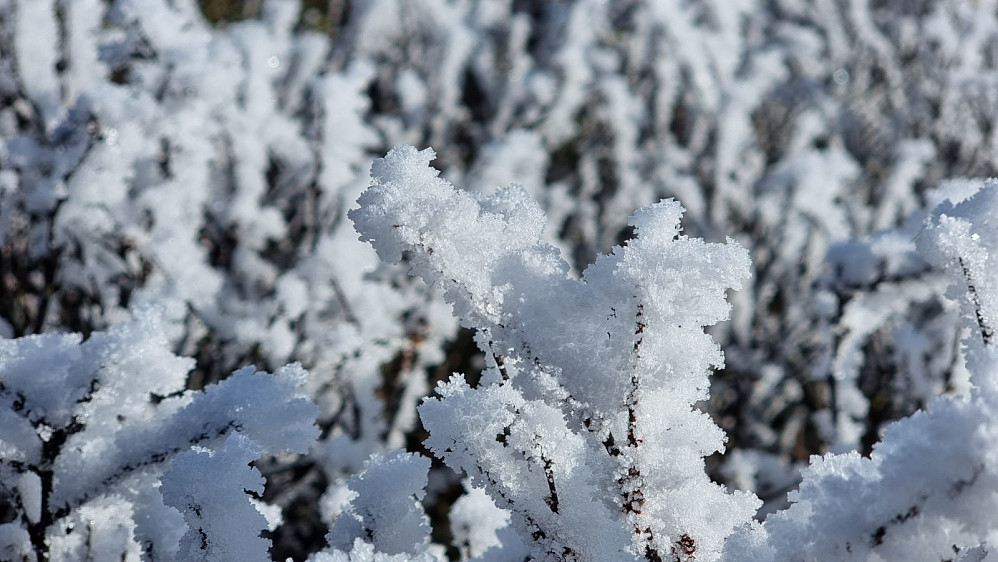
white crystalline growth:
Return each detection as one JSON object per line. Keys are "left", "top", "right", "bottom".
{"left": 449, "top": 484, "right": 511, "bottom": 559}
{"left": 352, "top": 146, "right": 758, "bottom": 561}
{"left": 160, "top": 435, "right": 272, "bottom": 562}
{"left": 351, "top": 146, "right": 548, "bottom": 328}
{"left": 723, "top": 180, "right": 998, "bottom": 561}
{"left": 325, "top": 451, "right": 435, "bottom": 557}
{"left": 0, "top": 308, "right": 319, "bottom": 560}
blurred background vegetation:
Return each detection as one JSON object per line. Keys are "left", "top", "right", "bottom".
{"left": 199, "top": 0, "right": 346, "bottom": 34}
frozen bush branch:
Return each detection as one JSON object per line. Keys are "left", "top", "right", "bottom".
{"left": 351, "top": 146, "right": 759, "bottom": 560}
{"left": 723, "top": 181, "right": 998, "bottom": 560}
{"left": 352, "top": 148, "right": 998, "bottom": 561}
{"left": 4, "top": 0, "right": 998, "bottom": 559}
{"left": 0, "top": 308, "right": 318, "bottom": 560}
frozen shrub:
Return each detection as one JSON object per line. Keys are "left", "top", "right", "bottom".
{"left": 351, "top": 146, "right": 759, "bottom": 560}
{"left": 0, "top": 308, "right": 317, "bottom": 560}
{"left": 352, "top": 149, "right": 998, "bottom": 561}
{"left": 4, "top": 0, "right": 998, "bottom": 559}
{"left": 724, "top": 180, "right": 998, "bottom": 560}
{"left": 0, "top": 1, "right": 455, "bottom": 553}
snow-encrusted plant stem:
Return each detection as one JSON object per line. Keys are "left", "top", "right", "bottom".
{"left": 350, "top": 146, "right": 759, "bottom": 561}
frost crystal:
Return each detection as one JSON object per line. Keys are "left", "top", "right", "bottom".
{"left": 326, "top": 451, "right": 434, "bottom": 556}
{"left": 352, "top": 145, "right": 759, "bottom": 560}
{"left": 0, "top": 309, "right": 318, "bottom": 559}
{"left": 7, "top": 0, "right": 998, "bottom": 559}
{"left": 724, "top": 180, "right": 998, "bottom": 560}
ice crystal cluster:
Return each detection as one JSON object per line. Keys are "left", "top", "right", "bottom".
{"left": 351, "top": 147, "right": 998, "bottom": 561}
{"left": 3, "top": 0, "right": 998, "bottom": 559}
{"left": 352, "top": 146, "right": 761, "bottom": 560}
{"left": 0, "top": 309, "right": 318, "bottom": 560}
